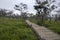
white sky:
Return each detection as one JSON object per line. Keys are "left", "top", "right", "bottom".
{"left": 0, "top": 0, "right": 60, "bottom": 15}
{"left": 0, "top": 0, "right": 36, "bottom": 14}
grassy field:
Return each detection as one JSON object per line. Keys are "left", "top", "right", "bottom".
{"left": 0, "top": 18, "right": 39, "bottom": 40}
{"left": 30, "top": 19, "right": 60, "bottom": 35}
{"left": 45, "top": 21, "right": 60, "bottom": 34}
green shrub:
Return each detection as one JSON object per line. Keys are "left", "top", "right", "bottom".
{"left": 37, "top": 21, "right": 43, "bottom": 26}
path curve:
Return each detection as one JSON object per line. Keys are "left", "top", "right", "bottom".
{"left": 26, "top": 20, "right": 60, "bottom": 40}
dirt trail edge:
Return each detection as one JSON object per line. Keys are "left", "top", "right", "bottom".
{"left": 26, "top": 20, "right": 60, "bottom": 40}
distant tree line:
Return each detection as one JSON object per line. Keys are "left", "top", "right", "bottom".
{"left": 0, "top": 8, "right": 20, "bottom": 19}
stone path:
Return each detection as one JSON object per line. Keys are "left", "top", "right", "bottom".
{"left": 26, "top": 20, "right": 60, "bottom": 40}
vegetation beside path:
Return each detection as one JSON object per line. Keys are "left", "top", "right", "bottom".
{"left": 0, "top": 17, "right": 39, "bottom": 40}
{"left": 29, "top": 19, "right": 60, "bottom": 35}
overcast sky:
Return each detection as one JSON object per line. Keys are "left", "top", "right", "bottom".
{"left": 0, "top": 0, "right": 36, "bottom": 14}
{"left": 0, "top": 0, "right": 60, "bottom": 15}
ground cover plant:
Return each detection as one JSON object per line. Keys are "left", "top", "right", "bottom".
{"left": 0, "top": 18, "right": 39, "bottom": 40}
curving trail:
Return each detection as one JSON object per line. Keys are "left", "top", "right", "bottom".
{"left": 26, "top": 20, "right": 60, "bottom": 40}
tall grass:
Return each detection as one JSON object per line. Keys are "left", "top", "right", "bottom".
{"left": 45, "top": 21, "right": 60, "bottom": 34}
{"left": 0, "top": 18, "right": 39, "bottom": 40}
{"left": 30, "top": 19, "right": 60, "bottom": 35}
